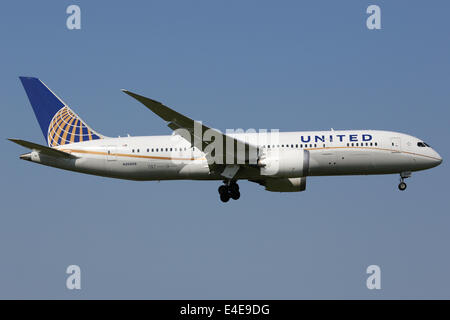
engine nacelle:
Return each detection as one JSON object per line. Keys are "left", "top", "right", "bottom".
{"left": 264, "top": 177, "right": 307, "bottom": 192}
{"left": 259, "top": 149, "right": 309, "bottom": 178}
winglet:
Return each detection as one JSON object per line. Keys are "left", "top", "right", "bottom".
{"left": 121, "top": 89, "right": 177, "bottom": 122}
{"left": 121, "top": 90, "right": 166, "bottom": 110}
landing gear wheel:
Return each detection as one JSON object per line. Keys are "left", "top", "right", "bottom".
{"left": 218, "top": 185, "right": 228, "bottom": 195}
{"left": 218, "top": 181, "right": 240, "bottom": 202}
{"left": 398, "top": 172, "right": 411, "bottom": 191}
{"left": 229, "top": 182, "right": 239, "bottom": 193}
{"left": 230, "top": 190, "right": 240, "bottom": 200}
{"left": 220, "top": 192, "right": 230, "bottom": 202}
{"left": 398, "top": 182, "right": 407, "bottom": 191}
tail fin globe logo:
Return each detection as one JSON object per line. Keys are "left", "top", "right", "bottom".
{"left": 47, "top": 106, "right": 101, "bottom": 147}
{"left": 19, "top": 77, "right": 103, "bottom": 147}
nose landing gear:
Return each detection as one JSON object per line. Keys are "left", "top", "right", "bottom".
{"left": 398, "top": 181, "right": 407, "bottom": 191}
{"left": 218, "top": 181, "right": 240, "bottom": 202}
{"left": 398, "top": 172, "right": 411, "bottom": 191}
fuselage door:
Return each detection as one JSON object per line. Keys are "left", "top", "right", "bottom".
{"left": 391, "top": 137, "right": 401, "bottom": 153}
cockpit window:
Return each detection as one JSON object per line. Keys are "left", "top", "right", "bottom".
{"left": 417, "top": 142, "right": 428, "bottom": 147}
{"left": 424, "top": 142, "right": 431, "bottom": 147}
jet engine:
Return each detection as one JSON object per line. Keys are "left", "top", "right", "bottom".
{"left": 258, "top": 149, "right": 310, "bottom": 178}
{"left": 264, "top": 177, "right": 307, "bottom": 192}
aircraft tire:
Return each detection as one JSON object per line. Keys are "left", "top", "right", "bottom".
{"left": 230, "top": 190, "right": 240, "bottom": 200}
{"left": 218, "top": 185, "right": 228, "bottom": 195}
{"left": 220, "top": 192, "right": 230, "bottom": 202}
{"left": 398, "top": 182, "right": 407, "bottom": 191}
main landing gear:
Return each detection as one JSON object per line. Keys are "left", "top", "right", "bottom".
{"left": 218, "top": 180, "right": 240, "bottom": 202}
{"left": 398, "top": 172, "right": 411, "bottom": 191}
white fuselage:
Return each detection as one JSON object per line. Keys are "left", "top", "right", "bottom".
{"left": 25, "top": 130, "right": 442, "bottom": 182}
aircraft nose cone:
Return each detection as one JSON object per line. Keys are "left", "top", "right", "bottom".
{"left": 433, "top": 150, "right": 442, "bottom": 166}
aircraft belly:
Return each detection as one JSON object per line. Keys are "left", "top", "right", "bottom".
{"left": 100, "top": 157, "right": 211, "bottom": 180}
{"left": 336, "top": 150, "right": 374, "bottom": 175}
{"left": 309, "top": 149, "right": 406, "bottom": 176}
{"left": 36, "top": 154, "right": 110, "bottom": 178}
{"left": 330, "top": 149, "right": 414, "bottom": 175}
{"left": 178, "top": 162, "right": 211, "bottom": 179}
{"left": 370, "top": 152, "right": 414, "bottom": 173}
{"left": 308, "top": 150, "right": 338, "bottom": 175}
{"left": 74, "top": 156, "right": 109, "bottom": 176}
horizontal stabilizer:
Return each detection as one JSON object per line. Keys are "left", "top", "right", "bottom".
{"left": 8, "top": 139, "right": 77, "bottom": 159}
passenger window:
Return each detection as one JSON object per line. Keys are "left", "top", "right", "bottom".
{"left": 147, "top": 148, "right": 149, "bottom": 152}
{"left": 132, "top": 149, "right": 134, "bottom": 153}
{"left": 295, "top": 144, "right": 298, "bottom": 148}
{"left": 375, "top": 142, "right": 378, "bottom": 146}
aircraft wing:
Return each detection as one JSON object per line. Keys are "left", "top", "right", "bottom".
{"left": 122, "top": 90, "right": 259, "bottom": 172}
{"left": 8, "top": 139, "right": 77, "bottom": 159}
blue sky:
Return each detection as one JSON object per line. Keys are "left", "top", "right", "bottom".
{"left": 0, "top": 0, "right": 449, "bottom": 298}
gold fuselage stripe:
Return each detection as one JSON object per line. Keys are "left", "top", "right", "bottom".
{"left": 56, "top": 146, "right": 440, "bottom": 162}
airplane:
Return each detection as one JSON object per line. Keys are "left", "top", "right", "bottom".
{"left": 10, "top": 77, "right": 442, "bottom": 202}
